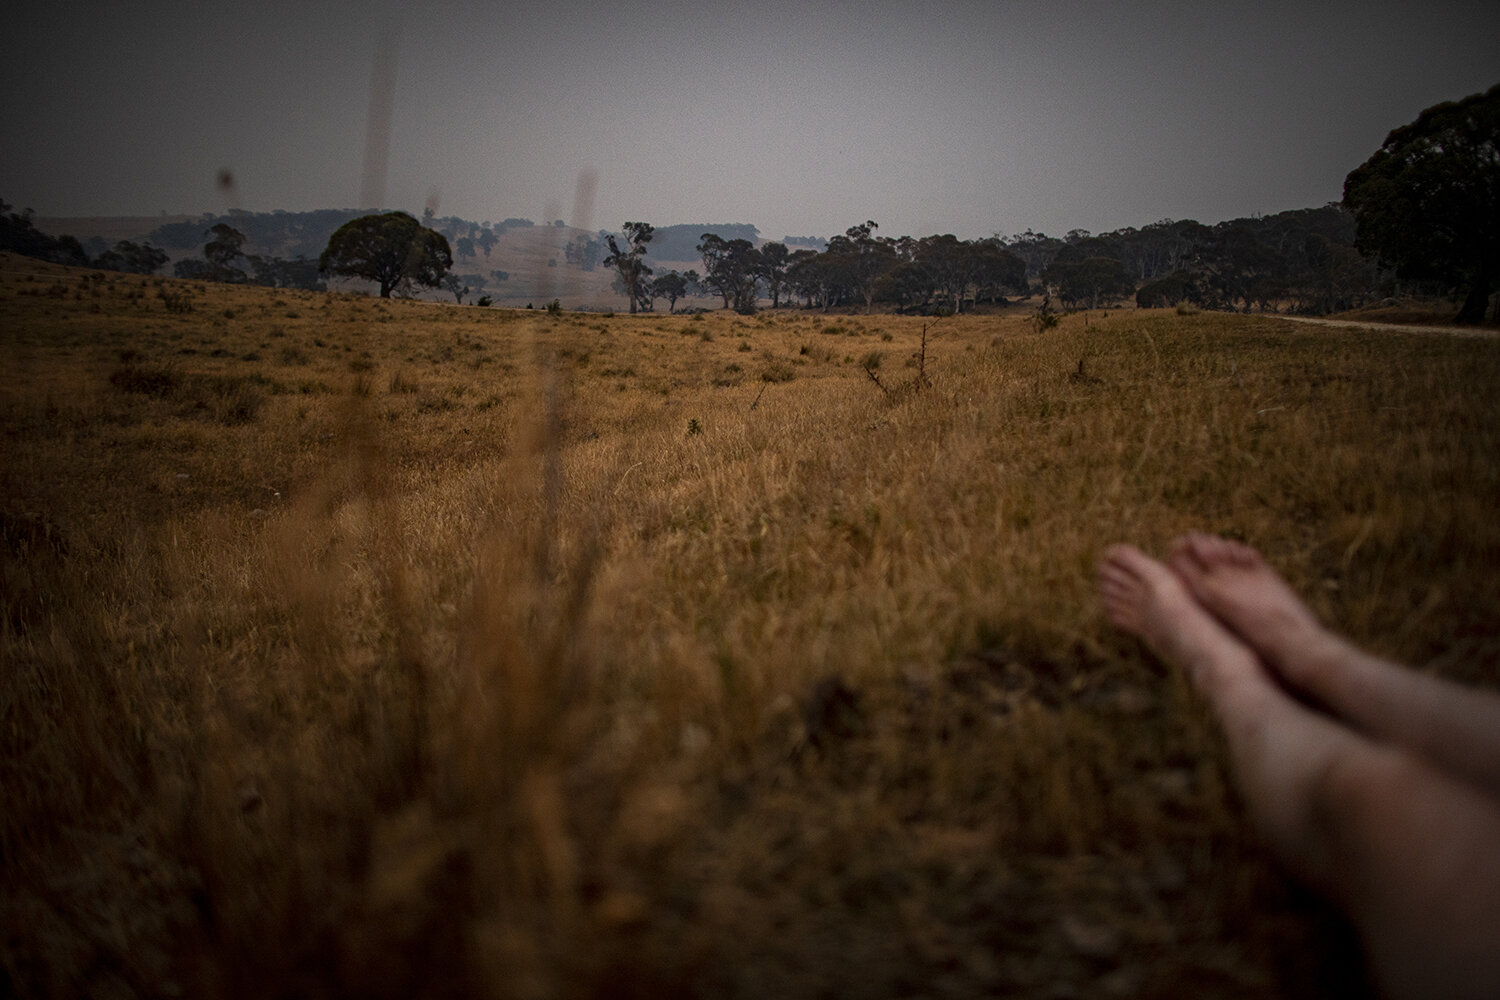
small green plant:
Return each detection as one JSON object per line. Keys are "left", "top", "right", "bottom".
{"left": 686, "top": 418, "right": 702, "bottom": 436}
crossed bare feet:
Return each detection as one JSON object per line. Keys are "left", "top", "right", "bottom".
{"left": 1099, "top": 536, "right": 1500, "bottom": 1000}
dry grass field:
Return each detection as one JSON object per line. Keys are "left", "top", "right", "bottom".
{"left": 3, "top": 251, "right": 1499, "bottom": 998}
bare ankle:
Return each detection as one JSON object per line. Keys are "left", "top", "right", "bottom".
{"left": 1273, "top": 626, "right": 1353, "bottom": 700}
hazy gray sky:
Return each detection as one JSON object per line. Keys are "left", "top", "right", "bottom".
{"left": 3, "top": 1, "right": 1496, "bottom": 240}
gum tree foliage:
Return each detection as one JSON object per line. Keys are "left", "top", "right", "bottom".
{"left": 318, "top": 211, "right": 453, "bottom": 298}
{"left": 825, "top": 221, "right": 896, "bottom": 314}
{"left": 651, "top": 271, "right": 690, "bottom": 313}
{"left": 786, "top": 248, "right": 844, "bottom": 311}
{"left": 602, "top": 221, "right": 654, "bottom": 314}
{"left": 96, "top": 240, "right": 168, "bottom": 275}
{"left": 0, "top": 200, "right": 89, "bottom": 266}
{"left": 564, "top": 234, "right": 603, "bottom": 271}
{"left": 971, "top": 240, "right": 1029, "bottom": 305}
{"left": 1136, "top": 271, "right": 1208, "bottom": 309}
{"left": 867, "top": 236, "right": 1027, "bottom": 314}
{"left": 173, "top": 224, "right": 247, "bottom": 282}
{"left": 151, "top": 209, "right": 363, "bottom": 259}
{"left": 1343, "top": 84, "right": 1500, "bottom": 324}
{"left": 246, "top": 255, "right": 325, "bottom": 291}
{"left": 441, "top": 273, "right": 470, "bottom": 303}
{"left": 697, "top": 234, "right": 762, "bottom": 312}
{"left": 909, "top": 235, "right": 1026, "bottom": 314}
{"left": 756, "top": 241, "right": 790, "bottom": 307}
{"left": 1043, "top": 241, "right": 1134, "bottom": 309}
{"left": 200, "top": 224, "right": 249, "bottom": 281}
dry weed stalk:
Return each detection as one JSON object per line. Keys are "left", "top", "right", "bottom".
{"left": 862, "top": 319, "right": 940, "bottom": 398}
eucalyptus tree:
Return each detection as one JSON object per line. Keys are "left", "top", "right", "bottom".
{"left": 1344, "top": 84, "right": 1500, "bottom": 323}
{"left": 602, "top": 221, "right": 655, "bottom": 313}
{"left": 319, "top": 211, "right": 452, "bottom": 298}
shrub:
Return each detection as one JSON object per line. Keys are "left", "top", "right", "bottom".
{"left": 110, "top": 364, "right": 266, "bottom": 423}
{"left": 110, "top": 365, "right": 180, "bottom": 398}
{"left": 761, "top": 361, "right": 796, "bottom": 383}
{"left": 158, "top": 288, "right": 195, "bottom": 314}
{"left": 206, "top": 375, "right": 266, "bottom": 424}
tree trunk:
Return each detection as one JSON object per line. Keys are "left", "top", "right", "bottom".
{"left": 1456, "top": 278, "right": 1491, "bottom": 325}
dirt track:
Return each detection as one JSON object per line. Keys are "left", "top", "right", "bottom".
{"left": 1272, "top": 314, "right": 1500, "bottom": 339}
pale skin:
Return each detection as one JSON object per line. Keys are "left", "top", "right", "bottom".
{"left": 1098, "top": 536, "right": 1500, "bottom": 1000}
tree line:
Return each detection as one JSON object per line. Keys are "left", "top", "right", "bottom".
{"left": 0, "top": 198, "right": 1428, "bottom": 317}
{"left": 4, "top": 83, "right": 1494, "bottom": 320}
{"left": 592, "top": 208, "right": 1379, "bottom": 318}
{"left": 0, "top": 202, "right": 330, "bottom": 290}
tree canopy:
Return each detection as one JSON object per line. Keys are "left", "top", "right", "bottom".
{"left": 318, "top": 211, "right": 453, "bottom": 298}
{"left": 96, "top": 240, "right": 168, "bottom": 275}
{"left": 603, "top": 222, "right": 654, "bottom": 314}
{"left": 697, "top": 233, "right": 761, "bottom": 313}
{"left": 650, "top": 271, "right": 691, "bottom": 313}
{"left": 0, "top": 200, "right": 89, "bottom": 267}
{"left": 1343, "top": 84, "right": 1500, "bottom": 324}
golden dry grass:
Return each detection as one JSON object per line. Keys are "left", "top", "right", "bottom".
{"left": 3, "top": 252, "right": 1499, "bottom": 998}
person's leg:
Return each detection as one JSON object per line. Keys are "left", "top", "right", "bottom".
{"left": 1101, "top": 544, "right": 1500, "bottom": 1000}
{"left": 1100, "top": 544, "right": 1385, "bottom": 883}
{"left": 1168, "top": 533, "right": 1500, "bottom": 799}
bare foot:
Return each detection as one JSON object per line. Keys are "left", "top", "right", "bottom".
{"left": 1167, "top": 533, "right": 1336, "bottom": 690}
{"left": 1101, "top": 544, "right": 1383, "bottom": 879}
{"left": 1098, "top": 544, "right": 1269, "bottom": 703}
{"left": 1169, "top": 532, "right": 1500, "bottom": 800}
{"left": 1103, "top": 541, "right": 1500, "bottom": 999}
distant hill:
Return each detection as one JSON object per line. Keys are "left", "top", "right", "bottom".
{"left": 28, "top": 211, "right": 767, "bottom": 307}
{"left": 646, "top": 223, "right": 760, "bottom": 263}
{"left": 146, "top": 209, "right": 366, "bottom": 260}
